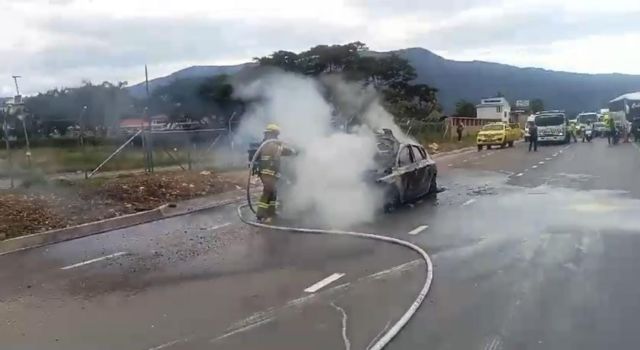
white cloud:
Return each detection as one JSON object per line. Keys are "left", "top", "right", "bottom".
{"left": 0, "top": 0, "right": 639, "bottom": 95}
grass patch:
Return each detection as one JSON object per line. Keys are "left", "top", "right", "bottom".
{"left": 0, "top": 145, "right": 210, "bottom": 174}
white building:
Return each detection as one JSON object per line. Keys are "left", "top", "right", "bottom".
{"left": 476, "top": 97, "right": 511, "bottom": 122}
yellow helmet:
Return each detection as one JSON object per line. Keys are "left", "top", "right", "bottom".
{"left": 265, "top": 123, "right": 280, "bottom": 134}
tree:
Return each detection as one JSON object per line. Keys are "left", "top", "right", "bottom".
{"left": 255, "top": 42, "right": 436, "bottom": 120}
{"left": 455, "top": 99, "right": 477, "bottom": 117}
{"left": 147, "top": 75, "right": 242, "bottom": 125}
{"left": 530, "top": 98, "right": 544, "bottom": 113}
{"left": 24, "top": 81, "right": 134, "bottom": 133}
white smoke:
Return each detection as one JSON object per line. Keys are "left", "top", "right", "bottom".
{"left": 234, "top": 70, "right": 407, "bottom": 227}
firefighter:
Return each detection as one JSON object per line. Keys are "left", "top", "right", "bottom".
{"left": 255, "top": 124, "right": 295, "bottom": 223}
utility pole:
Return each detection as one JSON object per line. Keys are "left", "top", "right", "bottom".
{"left": 144, "top": 65, "right": 154, "bottom": 172}
{"left": 12, "top": 75, "right": 21, "bottom": 96}
{"left": 2, "top": 110, "right": 13, "bottom": 188}
{"left": 79, "top": 106, "right": 88, "bottom": 179}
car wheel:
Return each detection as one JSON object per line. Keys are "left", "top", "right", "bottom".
{"left": 500, "top": 142, "right": 506, "bottom": 148}
{"left": 487, "top": 145, "right": 492, "bottom": 149}
{"left": 383, "top": 187, "right": 401, "bottom": 213}
{"left": 427, "top": 174, "right": 438, "bottom": 195}
{"left": 508, "top": 141, "right": 514, "bottom": 147}
{"left": 477, "top": 145, "right": 483, "bottom": 151}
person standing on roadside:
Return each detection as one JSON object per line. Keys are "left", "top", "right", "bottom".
{"left": 528, "top": 121, "right": 538, "bottom": 152}
{"left": 456, "top": 121, "right": 464, "bottom": 142}
{"left": 569, "top": 122, "right": 578, "bottom": 143}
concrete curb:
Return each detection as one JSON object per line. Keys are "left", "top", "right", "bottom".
{"left": 0, "top": 191, "right": 251, "bottom": 256}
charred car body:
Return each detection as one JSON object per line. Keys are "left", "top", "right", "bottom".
{"left": 370, "top": 129, "right": 438, "bottom": 211}
{"left": 248, "top": 128, "right": 438, "bottom": 212}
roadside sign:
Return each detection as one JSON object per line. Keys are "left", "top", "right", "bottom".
{"left": 515, "top": 100, "right": 530, "bottom": 108}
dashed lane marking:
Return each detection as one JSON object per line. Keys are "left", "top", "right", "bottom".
{"left": 304, "top": 273, "right": 346, "bottom": 293}
{"left": 148, "top": 338, "right": 191, "bottom": 350}
{"left": 448, "top": 164, "right": 453, "bottom": 167}
{"left": 532, "top": 165, "right": 538, "bottom": 169}
{"left": 463, "top": 159, "right": 468, "bottom": 162}
{"left": 538, "top": 161, "right": 545, "bottom": 164}
{"left": 545, "top": 158, "right": 552, "bottom": 161}
{"left": 152, "top": 260, "right": 423, "bottom": 350}
{"left": 515, "top": 173, "right": 524, "bottom": 177}
{"left": 60, "top": 252, "right": 128, "bottom": 270}
{"left": 203, "top": 222, "right": 232, "bottom": 231}
{"left": 553, "top": 153, "right": 559, "bottom": 156}
{"left": 408, "top": 225, "right": 429, "bottom": 235}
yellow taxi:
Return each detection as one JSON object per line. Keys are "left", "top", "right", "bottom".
{"left": 477, "top": 122, "right": 521, "bottom": 150}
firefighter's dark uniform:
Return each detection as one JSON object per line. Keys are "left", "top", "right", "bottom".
{"left": 256, "top": 139, "right": 295, "bottom": 221}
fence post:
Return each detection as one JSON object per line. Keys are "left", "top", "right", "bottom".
{"left": 2, "top": 115, "right": 13, "bottom": 188}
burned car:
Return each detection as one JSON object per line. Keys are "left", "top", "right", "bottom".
{"left": 247, "top": 129, "right": 438, "bottom": 212}
{"left": 369, "top": 129, "right": 438, "bottom": 211}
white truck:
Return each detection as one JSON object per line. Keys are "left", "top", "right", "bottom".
{"left": 534, "top": 111, "right": 570, "bottom": 144}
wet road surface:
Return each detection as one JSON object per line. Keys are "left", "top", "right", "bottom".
{"left": 3, "top": 138, "right": 640, "bottom": 349}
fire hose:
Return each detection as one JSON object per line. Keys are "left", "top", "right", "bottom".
{"left": 237, "top": 139, "right": 434, "bottom": 350}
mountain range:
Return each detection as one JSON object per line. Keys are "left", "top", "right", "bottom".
{"left": 128, "top": 48, "right": 640, "bottom": 114}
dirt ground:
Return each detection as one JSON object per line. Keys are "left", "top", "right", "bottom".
{"left": 0, "top": 170, "right": 248, "bottom": 240}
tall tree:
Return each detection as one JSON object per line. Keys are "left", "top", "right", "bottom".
{"left": 530, "top": 98, "right": 545, "bottom": 113}
{"left": 455, "top": 99, "right": 477, "bottom": 117}
{"left": 256, "top": 42, "right": 436, "bottom": 120}
{"left": 24, "top": 81, "right": 134, "bottom": 132}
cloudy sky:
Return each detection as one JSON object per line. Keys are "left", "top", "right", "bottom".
{"left": 2, "top": 0, "right": 640, "bottom": 96}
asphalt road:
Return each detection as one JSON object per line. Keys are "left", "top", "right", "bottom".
{"left": 3, "top": 138, "right": 640, "bottom": 350}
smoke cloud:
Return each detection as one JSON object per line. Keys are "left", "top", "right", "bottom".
{"left": 234, "top": 70, "right": 408, "bottom": 227}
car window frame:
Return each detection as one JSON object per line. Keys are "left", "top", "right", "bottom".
{"left": 411, "top": 145, "right": 426, "bottom": 161}
{"left": 397, "top": 144, "right": 415, "bottom": 167}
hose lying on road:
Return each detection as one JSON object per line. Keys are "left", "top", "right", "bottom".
{"left": 236, "top": 139, "right": 434, "bottom": 350}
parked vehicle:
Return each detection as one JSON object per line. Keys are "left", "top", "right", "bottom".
{"left": 476, "top": 122, "right": 520, "bottom": 150}
{"left": 593, "top": 122, "right": 607, "bottom": 137}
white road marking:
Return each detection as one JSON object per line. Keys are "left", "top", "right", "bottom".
{"left": 515, "top": 173, "right": 524, "bottom": 177}
{"left": 553, "top": 153, "right": 559, "bottom": 157}
{"left": 203, "top": 222, "right": 232, "bottom": 231}
{"left": 448, "top": 164, "right": 453, "bottom": 167}
{"left": 331, "top": 302, "right": 351, "bottom": 350}
{"left": 532, "top": 165, "right": 538, "bottom": 169}
{"left": 210, "top": 317, "right": 274, "bottom": 343}
{"left": 408, "top": 225, "right": 429, "bottom": 235}
{"left": 304, "top": 273, "right": 346, "bottom": 293}
{"left": 463, "top": 159, "right": 468, "bottom": 162}
{"left": 538, "top": 161, "right": 545, "bottom": 164}
{"left": 220, "top": 260, "right": 421, "bottom": 338}
{"left": 148, "top": 338, "right": 191, "bottom": 350}
{"left": 559, "top": 150, "right": 563, "bottom": 153}
{"left": 60, "top": 252, "right": 128, "bottom": 270}
{"left": 483, "top": 335, "right": 503, "bottom": 350}
{"left": 462, "top": 199, "right": 476, "bottom": 206}
{"left": 545, "top": 158, "right": 552, "bottom": 161}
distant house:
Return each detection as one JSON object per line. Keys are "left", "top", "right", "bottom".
{"left": 476, "top": 97, "right": 511, "bottom": 122}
